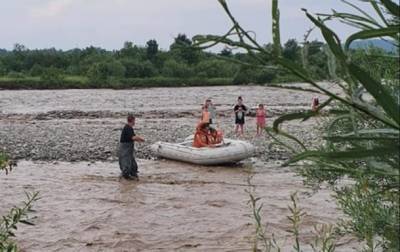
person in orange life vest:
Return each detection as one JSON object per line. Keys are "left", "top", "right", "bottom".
{"left": 193, "top": 122, "right": 213, "bottom": 148}
{"left": 192, "top": 122, "right": 224, "bottom": 148}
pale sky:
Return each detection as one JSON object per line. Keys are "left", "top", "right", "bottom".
{"left": 0, "top": 0, "right": 375, "bottom": 51}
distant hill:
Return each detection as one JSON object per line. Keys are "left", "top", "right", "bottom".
{"left": 350, "top": 39, "right": 397, "bottom": 52}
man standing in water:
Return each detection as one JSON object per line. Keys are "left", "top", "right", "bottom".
{"left": 119, "top": 114, "right": 145, "bottom": 180}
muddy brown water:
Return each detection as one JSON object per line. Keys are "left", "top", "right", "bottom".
{"left": 0, "top": 85, "right": 358, "bottom": 251}
{"left": 1, "top": 161, "right": 358, "bottom": 251}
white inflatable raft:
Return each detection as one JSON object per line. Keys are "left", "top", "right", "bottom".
{"left": 151, "top": 138, "right": 255, "bottom": 165}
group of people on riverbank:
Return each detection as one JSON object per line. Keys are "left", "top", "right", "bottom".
{"left": 118, "top": 96, "right": 267, "bottom": 180}
{"left": 193, "top": 96, "right": 267, "bottom": 148}
{"left": 117, "top": 95, "right": 321, "bottom": 180}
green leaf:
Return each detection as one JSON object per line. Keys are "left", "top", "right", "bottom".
{"left": 324, "top": 135, "right": 399, "bottom": 141}
{"left": 272, "top": 0, "right": 281, "bottom": 57}
{"left": 273, "top": 111, "right": 317, "bottom": 131}
{"left": 381, "top": 0, "right": 400, "bottom": 17}
{"left": 370, "top": 0, "right": 389, "bottom": 25}
{"left": 19, "top": 220, "right": 35, "bottom": 226}
{"left": 342, "top": 0, "right": 377, "bottom": 23}
{"left": 268, "top": 84, "right": 323, "bottom": 94}
{"left": 345, "top": 26, "right": 400, "bottom": 50}
{"left": 302, "top": 98, "right": 334, "bottom": 121}
{"left": 272, "top": 98, "right": 334, "bottom": 129}
{"left": 348, "top": 63, "right": 400, "bottom": 126}
{"left": 304, "top": 9, "right": 347, "bottom": 64}
{"left": 286, "top": 145, "right": 399, "bottom": 165}
{"left": 265, "top": 127, "right": 307, "bottom": 152}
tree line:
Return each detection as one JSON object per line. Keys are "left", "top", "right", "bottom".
{"left": 0, "top": 34, "right": 334, "bottom": 89}
{"left": 0, "top": 34, "right": 396, "bottom": 89}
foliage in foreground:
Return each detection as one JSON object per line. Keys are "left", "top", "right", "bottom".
{"left": 0, "top": 153, "right": 39, "bottom": 252}
{"left": 247, "top": 177, "right": 336, "bottom": 252}
{"left": 194, "top": 0, "right": 399, "bottom": 250}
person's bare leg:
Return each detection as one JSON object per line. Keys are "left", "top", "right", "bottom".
{"left": 240, "top": 124, "right": 244, "bottom": 136}
{"left": 235, "top": 124, "right": 239, "bottom": 135}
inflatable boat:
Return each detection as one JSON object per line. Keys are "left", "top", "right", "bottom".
{"left": 151, "top": 137, "right": 255, "bottom": 165}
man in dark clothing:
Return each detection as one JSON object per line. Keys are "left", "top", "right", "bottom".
{"left": 119, "top": 114, "right": 145, "bottom": 180}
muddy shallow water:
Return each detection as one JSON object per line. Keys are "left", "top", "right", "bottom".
{"left": 0, "top": 84, "right": 359, "bottom": 251}
{"left": 1, "top": 160, "right": 357, "bottom": 251}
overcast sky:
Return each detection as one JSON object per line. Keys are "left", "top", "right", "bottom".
{"left": 1, "top": 0, "right": 374, "bottom": 51}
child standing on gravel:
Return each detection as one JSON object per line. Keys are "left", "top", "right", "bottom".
{"left": 256, "top": 104, "right": 266, "bottom": 136}
{"left": 234, "top": 96, "right": 248, "bottom": 136}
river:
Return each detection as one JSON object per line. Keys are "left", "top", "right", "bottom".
{"left": 0, "top": 84, "right": 358, "bottom": 251}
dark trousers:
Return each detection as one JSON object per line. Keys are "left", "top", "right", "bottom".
{"left": 118, "top": 142, "right": 138, "bottom": 177}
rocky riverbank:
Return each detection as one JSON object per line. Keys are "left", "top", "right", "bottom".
{"left": 0, "top": 85, "right": 330, "bottom": 162}
{"left": 0, "top": 109, "right": 321, "bottom": 162}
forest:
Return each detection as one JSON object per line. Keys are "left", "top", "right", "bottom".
{"left": 1, "top": 34, "right": 395, "bottom": 89}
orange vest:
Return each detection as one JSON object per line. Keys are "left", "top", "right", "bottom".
{"left": 193, "top": 130, "right": 209, "bottom": 148}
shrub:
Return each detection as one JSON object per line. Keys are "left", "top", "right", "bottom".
{"left": 162, "top": 59, "right": 193, "bottom": 78}
{"left": 86, "top": 60, "right": 125, "bottom": 84}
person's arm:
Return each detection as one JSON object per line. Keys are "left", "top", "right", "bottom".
{"left": 132, "top": 135, "right": 145, "bottom": 142}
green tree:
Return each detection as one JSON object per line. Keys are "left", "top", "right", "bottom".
{"left": 41, "top": 67, "right": 65, "bottom": 85}
{"left": 30, "top": 64, "right": 44, "bottom": 77}
{"left": 170, "top": 33, "right": 200, "bottom": 65}
{"left": 0, "top": 60, "right": 5, "bottom": 75}
{"left": 219, "top": 47, "right": 232, "bottom": 57}
{"left": 162, "top": 59, "right": 193, "bottom": 78}
{"left": 146, "top": 39, "right": 159, "bottom": 60}
{"left": 121, "top": 58, "right": 156, "bottom": 78}
{"left": 87, "top": 60, "right": 125, "bottom": 83}
{"left": 195, "top": 59, "right": 237, "bottom": 78}
{"left": 118, "top": 41, "right": 145, "bottom": 60}
{"left": 283, "top": 39, "right": 300, "bottom": 61}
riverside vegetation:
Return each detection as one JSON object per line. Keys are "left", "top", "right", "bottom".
{"left": 194, "top": 0, "right": 399, "bottom": 251}
{"left": 0, "top": 34, "right": 396, "bottom": 89}
{"left": 0, "top": 153, "right": 39, "bottom": 252}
